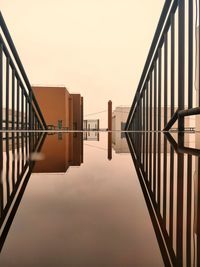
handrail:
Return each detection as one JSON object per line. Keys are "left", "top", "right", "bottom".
{"left": 126, "top": 0, "right": 178, "bottom": 130}
{"left": 0, "top": 11, "right": 47, "bottom": 129}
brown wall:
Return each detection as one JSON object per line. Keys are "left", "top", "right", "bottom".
{"left": 32, "top": 86, "right": 83, "bottom": 130}
{"left": 32, "top": 86, "right": 71, "bottom": 129}
{"left": 71, "top": 94, "right": 83, "bottom": 130}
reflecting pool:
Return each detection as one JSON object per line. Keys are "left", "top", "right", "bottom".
{"left": 0, "top": 131, "right": 199, "bottom": 266}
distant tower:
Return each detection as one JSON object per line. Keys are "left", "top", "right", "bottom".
{"left": 108, "top": 100, "right": 112, "bottom": 131}
{"left": 107, "top": 100, "right": 112, "bottom": 160}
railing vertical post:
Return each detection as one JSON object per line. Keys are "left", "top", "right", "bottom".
{"left": 158, "top": 49, "right": 162, "bottom": 130}
{"left": 12, "top": 69, "right": 15, "bottom": 130}
{"left": 6, "top": 57, "right": 10, "bottom": 130}
{"left": 188, "top": 0, "right": 193, "bottom": 109}
{"left": 154, "top": 62, "right": 157, "bottom": 131}
{"left": 0, "top": 43, "right": 2, "bottom": 217}
{"left": 176, "top": 139, "right": 184, "bottom": 266}
{"left": 149, "top": 74, "right": 152, "bottom": 188}
{"left": 146, "top": 82, "right": 149, "bottom": 132}
{"left": 164, "top": 33, "right": 168, "bottom": 127}
{"left": 16, "top": 80, "right": 19, "bottom": 130}
{"left": 150, "top": 74, "right": 152, "bottom": 131}
{"left": 178, "top": 0, "right": 185, "bottom": 130}
{"left": 143, "top": 90, "right": 145, "bottom": 169}
{"left": 199, "top": 0, "right": 200, "bottom": 107}
{"left": 29, "top": 91, "right": 32, "bottom": 130}
{"left": 169, "top": 145, "right": 174, "bottom": 241}
{"left": 146, "top": 82, "right": 149, "bottom": 173}
{"left": 186, "top": 154, "right": 192, "bottom": 266}
{"left": 0, "top": 44, "right": 2, "bottom": 131}
{"left": 21, "top": 89, "right": 24, "bottom": 130}
{"left": 171, "top": 13, "right": 175, "bottom": 117}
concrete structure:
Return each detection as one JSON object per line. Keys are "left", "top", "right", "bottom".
{"left": 112, "top": 132, "right": 129, "bottom": 153}
{"left": 32, "top": 86, "right": 83, "bottom": 130}
{"left": 33, "top": 133, "right": 83, "bottom": 173}
{"left": 112, "top": 106, "right": 130, "bottom": 131}
{"left": 111, "top": 107, "right": 130, "bottom": 153}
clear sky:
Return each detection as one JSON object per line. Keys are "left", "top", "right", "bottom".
{"left": 1, "top": 0, "right": 164, "bottom": 127}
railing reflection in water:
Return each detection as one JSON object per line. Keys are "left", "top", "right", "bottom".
{"left": 0, "top": 131, "right": 46, "bottom": 252}
{"left": 126, "top": 131, "right": 200, "bottom": 267}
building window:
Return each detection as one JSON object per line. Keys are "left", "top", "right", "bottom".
{"left": 58, "top": 120, "right": 62, "bottom": 129}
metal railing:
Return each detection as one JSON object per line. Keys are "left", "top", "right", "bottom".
{"left": 0, "top": 12, "right": 47, "bottom": 130}
{"left": 126, "top": 0, "right": 199, "bottom": 131}
{"left": 126, "top": 131, "right": 200, "bottom": 266}
{"left": 0, "top": 131, "right": 46, "bottom": 251}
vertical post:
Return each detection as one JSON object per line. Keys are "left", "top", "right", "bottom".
{"left": 164, "top": 33, "right": 168, "bottom": 127}
{"left": 108, "top": 100, "right": 112, "bottom": 131}
{"left": 197, "top": 157, "right": 200, "bottom": 267}
{"left": 178, "top": 0, "right": 185, "bottom": 130}
{"left": 29, "top": 91, "right": 32, "bottom": 130}
{"left": 176, "top": 132, "right": 184, "bottom": 266}
{"left": 149, "top": 74, "right": 152, "bottom": 188}
{"left": 6, "top": 57, "right": 10, "bottom": 130}
{"left": 0, "top": 44, "right": 3, "bottom": 216}
{"left": 143, "top": 90, "right": 146, "bottom": 169}
{"left": 199, "top": 0, "right": 200, "bottom": 107}
{"left": 21, "top": 89, "right": 24, "bottom": 130}
{"left": 154, "top": 61, "right": 157, "bottom": 131}
{"left": 107, "top": 132, "right": 112, "bottom": 160}
{"left": 186, "top": 154, "right": 192, "bottom": 266}
{"left": 188, "top": 0, "right": 193, "bottom": 109}
{"left": 0, "top": 43, "right": 2, "bottom": 131}
{"left": 171, "top": 13, "right": 175, "bottom": 117}
{"left": 12, "top": 69, "right": 15, "bottom": 130}
{"left": 169, "top": 145, "right": 174, "bottom": 241}
{"left": 146, "top": 82, "right": 149, "bottom": 173}
{"left": 17, "top": 80, "right": 20, "bottom": 130}
{"left": 158, "top": 48, "right": 162, "bottom": 130}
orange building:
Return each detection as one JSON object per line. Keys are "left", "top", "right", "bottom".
{"left": 32, "top": 86, "right": 83, "bottom": 130}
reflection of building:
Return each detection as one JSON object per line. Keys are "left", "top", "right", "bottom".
{"left": 112, "top": 107, "right": 130, "bottom": 131}
{"left": 83, "top": 120, "right": 100, "bottom": 141}
{"left": 83, "top": 131, "right": 99, "bottom": 141}
{"left": 33, "top": 133, "right": 83, "bottom": 173}
{"left": 83, "top": 119, "right": 99, "bottom": 130}
{"left": 112, "top": 132, "right": 129, "bottom": 153}
{"left": 32, "top": 86, "right": 83, "bottom": 130}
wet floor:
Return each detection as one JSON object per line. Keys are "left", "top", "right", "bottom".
{"left": 0, "top": 131, "right": 199, "bottom": 266}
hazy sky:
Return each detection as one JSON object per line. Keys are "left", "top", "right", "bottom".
{"left": 1, "top": 0, "right": 164, "bottom": 127}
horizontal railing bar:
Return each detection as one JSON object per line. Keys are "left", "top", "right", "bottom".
{"left": 179, "top": 107, "right": 200, "bottom": 117}
{"left": 165, "top": 133, "right": 200, "bottom": 156}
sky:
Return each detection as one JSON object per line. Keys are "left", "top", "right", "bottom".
{"left": 1, "top": 0, "right": 164, "bottom": 127}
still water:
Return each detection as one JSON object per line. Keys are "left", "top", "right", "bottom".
{"left": 0, "top": 131, "right": 199, "bottom": 266}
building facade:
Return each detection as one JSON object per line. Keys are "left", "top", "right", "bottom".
{"left": 32, "top": 86, "right": 83, "bottom": 130}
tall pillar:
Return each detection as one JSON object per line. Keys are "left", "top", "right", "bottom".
{"left": 108, "top": 100, "right": 112, "bottom": 131}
